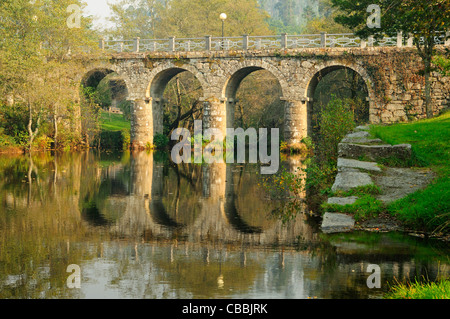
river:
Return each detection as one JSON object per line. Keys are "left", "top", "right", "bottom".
{"left": 0, "top": 151, "right": 448, "bottom": 299}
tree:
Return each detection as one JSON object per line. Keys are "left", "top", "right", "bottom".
{"left": 0, "top": 0, "right": 98, "bottom": 149}
{"left": 152, "top": 0, "right": 272, "bottom": 38}
{"left": 331, "top": 0, "right": 450, "bottom": 118}
{"left": 107, "top": 0, "right": 163, "bottom": 39}
{"left": 302, "top": 0, "right": 352, "bottom": 34}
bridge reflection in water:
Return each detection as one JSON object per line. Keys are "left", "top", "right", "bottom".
{"left": 100, "top": 151, "right": 316, "bottom": 247}
{"left": 1, "top": 151, "right": 448, "bottom": 299}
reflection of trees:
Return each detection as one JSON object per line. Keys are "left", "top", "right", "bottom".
{"left": 158, "top": 163, "right": 202, "bottom": 228}
{"left": 225, "top": 165, "right": 263, "bottom": 234}
{"left": 0, "top": 152, "right": 106, "bottom": 298}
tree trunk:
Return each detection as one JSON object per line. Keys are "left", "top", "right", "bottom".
{"left": 27, "top": 104, "right": 41, "bottom": 149}
{"left": 53, "top": 113, "right": 58, "bottom": 149}
{"left": 424, "top": 58, "right": 432, "bottom": 119}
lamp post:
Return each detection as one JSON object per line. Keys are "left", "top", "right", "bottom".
{"left": 220, "top": 13, "right": 227, "bottom": 49}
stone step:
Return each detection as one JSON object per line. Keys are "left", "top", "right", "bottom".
{"left": 321, "top": 212, "right": 355, "bottom": 233}
{"left": 338, "top": 158, "right": 382, "bottom": 172}
{"left": 331, "top": 171, "right": 374, "bottom": 192}
{"left": 338, "top": 143, "right": 412, "bottom": 161}
{"left": 327, "top": 196, "right": 359, "bottom": 205}
{"left": 354, "top": 125, "right": 370, "bottom": 132}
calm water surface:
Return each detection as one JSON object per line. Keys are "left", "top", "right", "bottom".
{"left": 0, "top": 151, "right": 448, "bottom": 299}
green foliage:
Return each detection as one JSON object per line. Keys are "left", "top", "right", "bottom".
{"left": 317, "top": 97, "right": 355, "bottom": 162}
{"left": 331, "top": 0, "right": 449, "bottom": 43}
{"left": 0, "top": 128, "right": 18, "bottom": 148}
{"left": 0, "top": 0, "right": 99, "bottom": 149}
{"left": 303, "top": 158, "right": 337, "bottom": 195}
{"left": 260, "top": 166, "right": 306, "bottom": 224}
{"left": 153, "top": 133, "right": 170, "bottom": 150}
{"left": 110, "top": 0, "right": 273, "bottom": 39}
{"left": 433, "top": 49, "right": 450, "bottom": 77}
{"left": 97, "top": 130, "right": 130, "bottom": 151}
{"left": 97, "top": 111, "right": 131, "bottom": 150}
{"left": 119, "top": 100, "right": 133, "bottom": 121}
{"left": 261, "top": 167, "right": 305, "bottom": 200}
{"left": 331, "top": 184, "right": 382, "bottom": 197}
{"left": 385, "top": 278, "right": 450, "bottom": 299}
{"left": 322, "top": 195, "right": 385, "bottom": 221}
{"left": 0, "top": 102, "right": 28, "bottom": 146}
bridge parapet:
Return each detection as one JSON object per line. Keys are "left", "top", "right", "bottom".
{"left": 100, "top": 31, "right": 448, "bottom": 53}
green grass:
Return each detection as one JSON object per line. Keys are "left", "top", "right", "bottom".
{"left": 330, "top": 184, "right": 382, "bottom": 197}
{"left": 99, "top": 111, "right": 131, "bottom": 150}
{"left": 370, "top": 111, "right": 450, "bottom": 233}
{"left": 100, "top": 111, "right": 130, "bottom": 132}
{"left": 385, "top": 278, "right": 450, "bottom": 299}
{"left": 321, "top": 195, "right": 385, "bottom": 221}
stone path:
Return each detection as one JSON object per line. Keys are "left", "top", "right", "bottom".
{"left": 321, "top": 125, "right": 434, "bottom": 234}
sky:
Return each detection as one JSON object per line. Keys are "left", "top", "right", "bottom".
{"left": 83, "top": 0, "right": 120, "bottom": 29}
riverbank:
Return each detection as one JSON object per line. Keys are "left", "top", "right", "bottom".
{"left": 321, "top": 111, "right": 449, "bottom": 238}
{"left": 0, "top": 110, "right": 131, "bottom": 154}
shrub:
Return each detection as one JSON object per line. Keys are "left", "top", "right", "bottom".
{"left": 32, "top": 135, "right": 54, "bottom": 150}
{"left": 153, "top": 133, "right": 169, "bottom": 150}
{"left": 317, "top": 97, "right": 355, "bottom": 162}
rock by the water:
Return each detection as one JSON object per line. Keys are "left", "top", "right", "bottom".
{"left": 321, "top": 213, "right": 355, "bottom": 233}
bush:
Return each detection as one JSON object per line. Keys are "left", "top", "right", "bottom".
{"left": 0, "top": 129, "right": 17, "bottom": 147}
{"left": 32, "top": 135, "right": 54, "bottom": 150}
{"left": 153, "top": 133, "right": 169, "bottom": 150}
{"left": 317, "top": 97, "right": 355, "bottom": 162}
{"left": 97, "top": 130, "right": 130, "bottom": 151}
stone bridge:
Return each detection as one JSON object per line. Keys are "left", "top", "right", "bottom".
{"left": 80, "top": 33, "right": 450, "bottom": 149}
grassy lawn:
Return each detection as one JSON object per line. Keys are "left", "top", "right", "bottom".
{"left": 99, "top": 111, "right": 131, "bottom": 150}
{"left": 370, "top": 111, "right": 450, "bottom": 233}
{"left": 100, "top": 111, "right": 130, "bottom": 132}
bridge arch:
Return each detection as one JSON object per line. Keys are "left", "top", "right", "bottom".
{"left": 142, "top": 62, "right": 208, "bottom": 139}
{"left": 304, "top": 61, "right": 375, "bottom": 133}
{"left": 222, "top": 61, "right": 289, "bottom": 129}
{"left": 79, "top": 62, "right": 132, "bottom": 96}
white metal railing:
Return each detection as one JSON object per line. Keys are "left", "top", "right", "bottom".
{"left": 99, "top": 31, "right": 450, "bottom": 53}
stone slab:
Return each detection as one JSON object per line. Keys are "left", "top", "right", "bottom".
{"left": 345, "top": 131, "right": 370, "bottom": 139}
{"left": 338, "top": 158, "right": 382, "bottom": 172}
{"left": 321, "top": 212, "right": 355, "bottom": 233}
{"left": 327, "top": 196, "right": 359, "bottom": 205}
{"left": 341, "top": 137, "right": 384, "bottom": 144}
{"left": 338, "top": 143, "right": 412, "bottom": 161}
{"left": 354, "top": 125, "right": 370, "bottom": 132}
{"left": 373, "top": 167, "right": 435, "bottom": 204}
{"left": 331, "top": 171, "right": 374, "bottom": 192}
